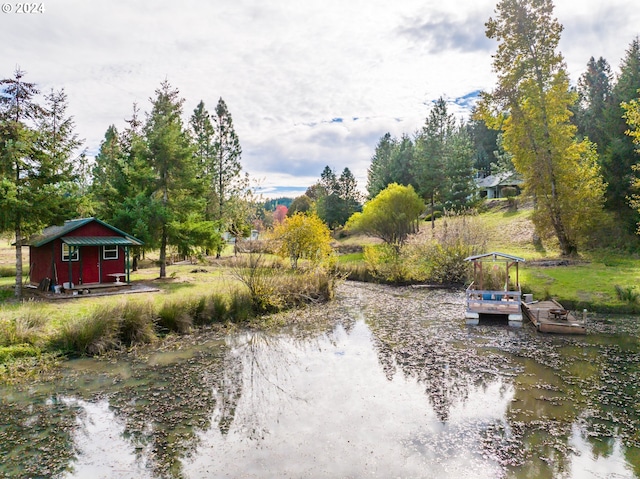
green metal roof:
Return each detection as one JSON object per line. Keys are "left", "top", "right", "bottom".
{"left": 27, "top": 217, "right": 144, "bottom": 247}
{"left": 61, "top": 236, "right": 142, "bottom": 247}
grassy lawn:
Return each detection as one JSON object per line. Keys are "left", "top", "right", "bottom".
{"left": 2, "top": 200, "right": 640, "bottom": 317}
{"left": 334, "top": 201, "right": 640, "bottom": 313}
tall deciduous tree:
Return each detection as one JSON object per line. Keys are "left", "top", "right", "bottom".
{"left": 0, "top": 69, "right": 82, "bottom": 297}
{"left": 623, "top": 92, "right": 640, "bottom": 232}
{"left": 478, "top": 0, "right": 606, "bottom": 256}
{"left": 144, "top": 81, "right": 201, "bottom": 277}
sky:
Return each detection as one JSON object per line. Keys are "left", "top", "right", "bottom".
{"left": 1, "top": 0, "right": 639, "bottom": 198}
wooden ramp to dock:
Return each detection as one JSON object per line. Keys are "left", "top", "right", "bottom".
{"left": 522, "top": 299, "right": 586, "bottom": 334}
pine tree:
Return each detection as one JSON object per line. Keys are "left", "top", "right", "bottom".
{"left": 189, "top": 100, "right": 216, "bottom": 219}
{"left": 414, "top": 97, "right": 455, "bottom": 230}
{"left": 442, "top": 125, "right": 476, "bottom": 211}
{"left": 602, "top": 38, "right": 640, "bottom": 226}
{"left": 0, "top": 69, "right": 83, "bottom": 297}
{"left": 337, "top": 167, "right": 362, "bottom": 224}
{"left": 573, "top": 56, "right": 612, "bottom": 153}
{"left": 212, "top": 97, "right": 243, "bottom": 221}
{"left": 367, "top": 133, "right": 394, "bottom": 199}
{"left": 144, "top": 81, "right": 201, "bottom": 277}
{"left": 315, "top": 166, "right": 341, "bottom": 228}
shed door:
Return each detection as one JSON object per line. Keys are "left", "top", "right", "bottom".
{"left": 82, "top": 246, "right": 100, "bottom": 284}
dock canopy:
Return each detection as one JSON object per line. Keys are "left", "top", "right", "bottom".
{"left": 464, "top": 252, "right": 526, "bottom": 326}
{"left": 464, "top": 252, "right": 525, "bottom": 263}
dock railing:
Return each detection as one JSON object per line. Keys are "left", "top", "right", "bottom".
{"left": 465, "top": 281, "right": 522, "bottom": 315}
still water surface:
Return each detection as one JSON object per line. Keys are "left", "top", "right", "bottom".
{"left": 2, "top": 282, "right": 640, "bottom": 478}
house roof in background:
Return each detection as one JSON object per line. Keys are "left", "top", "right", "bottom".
{"left": 476, "top": 171, "right": 523, "bottom": 189}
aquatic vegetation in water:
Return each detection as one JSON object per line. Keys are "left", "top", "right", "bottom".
{"left": 1, "top": 282, "right": 640, "bottom": 478}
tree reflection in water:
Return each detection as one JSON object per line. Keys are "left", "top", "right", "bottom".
{"left": 2, "top": 282, "right": 640, "bottom": 478}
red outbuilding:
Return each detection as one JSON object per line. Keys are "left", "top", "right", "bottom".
{"left": 27, "top": 217, "right": 143, "bottom": 289}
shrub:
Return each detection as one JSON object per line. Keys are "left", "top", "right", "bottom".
{"left": 232, "top": 254, "right": 285, "bottom": 313}
{"left": 157, "top": 299, "right": 194, "bottom": 334}
{"left": 614, "top": 285, "right": 640, "bottom": 304}
{"left": 0, "top": 310, "right": 48, "bottom": 347}
{"left": 363, "top": 244, "right": 412, "bottom": 284}
{"left": 0, "top": 344, "right": 41, "bottom": 363}
{"left": 120, "top": 301, "right": 157, "bottom": 345}
{"left": 426, "top": 242, "right": 473, "bottom": 285}
{"left": 58, "top": 311, "right": 121, "bottom": 356}
{"left": 206, "top": 294, "right": 231, "bottom": 323}
{"left": 228, "top": 289, "right": 253, "bottom": 322}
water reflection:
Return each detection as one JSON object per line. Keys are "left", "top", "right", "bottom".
{"left": 1, "top": 282, "right": 639, "bottom": 478}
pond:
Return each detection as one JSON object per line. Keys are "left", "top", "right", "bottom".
{"left": 2, "top": 282, "right": 640, "bottom": 479}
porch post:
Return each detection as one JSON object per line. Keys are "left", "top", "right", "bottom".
{"left": 67, "top": 244, "right": 72, "bottom": 288}
{"left": 126, "top": 246, "right": 130, "bottom": 283}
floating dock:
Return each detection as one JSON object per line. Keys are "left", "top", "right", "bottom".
{"left": 521, "top": 299, "right": 586, "bottom": 334}
{"left": 464, "top": 252, "right": 525, "bottom": 327}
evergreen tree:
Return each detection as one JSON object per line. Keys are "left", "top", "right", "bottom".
{"left": 189, "top": 100, "right": 216, "bottom": 219}
{"left": 573, "top": 56, "right": 612, "bottom": 153}
{"left": 367, "top": 133, "right": 394, "bottom": 199}
{"left": 442, "top": 126, "right": 476, "bottom": 210}
{"left": 91, "top": 124, "right": 125, "bottom": 219}
{"left": 212, "top": 97, "right": 243, "bottom": 222}
{"left": 90, "top": 104, "right": 158, "bottom": 247}
{"left": 388, "top": 134, "right": 415, "bottom": 187}
{"left": 366, "top": 133, "right": 416, "bottom": 200}
{"left": 315, "top": 166, "right": 341, "bottom": 228}
{"left": 0, "top": 69, "right": 82, "bottom": 297}
{"left": 37, "top": 88, "right": 84, "bottom": 219}
{"left": 602, "top": 38, "right": 640, "bottom": 226}
{"left": 337, "top": 167, "right": 362, "bottom": 223}
{"left": 467, "top": 113, "right": 499, "bottom": 177}
{"left": 414, "top": 97, "right": 455, "bottom": 230}
{"left": 144, "top": 81, "right": 201, "bottom": 277}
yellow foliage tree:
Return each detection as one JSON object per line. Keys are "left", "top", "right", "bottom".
{"left": 272, "top": 213, "right": 333, "bottom": 269}
{"left": 623, "top": 94, "right": 640, "bottom": 232}
{"left": 478, "top": 0, "right": 606, "bottom": 256}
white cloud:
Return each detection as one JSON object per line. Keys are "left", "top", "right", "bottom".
{"left": 1, "top": 0, "right": 638, "bottom": 197}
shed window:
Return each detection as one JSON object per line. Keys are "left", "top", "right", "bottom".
{"left": 103, "top": 245, "right": 119, "bottom": 260}
{"left": 62, "top": 244, "right": 79, "bottom": 261}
